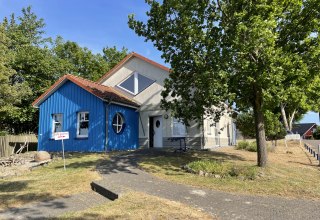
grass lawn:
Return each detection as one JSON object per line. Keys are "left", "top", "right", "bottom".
{"left": 138, "top": 140, "right": 320, "bottom": 199}
{"left": 0, "top": 153, "right": 106, "bottom": 210}
{"left": 59, "top": 191, "right": 214, "bottom": 220}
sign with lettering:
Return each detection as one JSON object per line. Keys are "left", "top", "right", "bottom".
{"left": 54, "top": 132, "right": 69, "bottom": 140}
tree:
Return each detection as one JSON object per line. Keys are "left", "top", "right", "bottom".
{"left": 312, "top": 127, "right": 320, "bottom": 140}
{"left": 0, "top": 23, "right": 31, "bottom": 132}
{"left": 102, "top": 46, "right": 128, "bottom": 71}
{"left": 53, "top": 37, "right": 110, "bottom": 81}
{"left": 129, "top": 0, "right": 320, "bottom": 167}
{"left": 236, "top": 111, "right": 286, "bottom": 145}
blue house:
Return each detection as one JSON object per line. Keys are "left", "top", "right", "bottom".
{"left": 32, "top": 74, "right": 140, "bottom": 152}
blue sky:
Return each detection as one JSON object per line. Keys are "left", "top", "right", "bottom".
{"left": 0, "top": 0, "right": 317, "bottom": 124}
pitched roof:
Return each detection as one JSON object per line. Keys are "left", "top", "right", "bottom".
{"left": 32, "top": 74, "right": 140, "bottom": 108}
{"left": 97, "top": 52, "right": 170, "bottom": 83}
{"left": 292, "top": 123, "right": 317, "bottom": 136}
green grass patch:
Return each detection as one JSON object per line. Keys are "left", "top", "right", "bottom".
{"left": 0, "top": 153, "right": 106, "bottom": 210}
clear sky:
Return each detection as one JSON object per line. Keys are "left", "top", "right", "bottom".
{"left": 0, "top": 0, "right": 317, "bottom": 124}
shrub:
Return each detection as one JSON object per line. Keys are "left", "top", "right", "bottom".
{"left": 187, "top": 160, "right": 258, "bottom": 180}
{"left": 188, "top": 160, "right": 230, "bottom": 177}
{"left": 236, "top": 141, "right": 250, "bottom": 150}
{"left": 236, "top": 141, "right": 257, "bottom": 152}
{"left": 247, "top": 142, "right": 257, "bottom": 152}
{"left": 229, "top": 165, "right": 257, "bottom": 180}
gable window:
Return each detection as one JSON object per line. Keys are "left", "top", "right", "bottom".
{"left": 77, "top": 112, "right": 89, "bottom": 138}
{"left": 118, "top": 72, "right": 154, "bottom": 95}
{"left": 172, "top": 118, "right": 186, "bottom": 137}
{"left": 112, "top": 113, "right": 124, "bottom": 134}
{"left": 52, "top": 114, "right": 63, "bottom": 136}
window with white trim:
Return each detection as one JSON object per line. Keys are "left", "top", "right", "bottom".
{"left": 215, "top": 122, "right": 220, "bottom": 146}
{"left": 112, "top": 113, "right": 124, "bottom": 134}
{"left": 172, "top": 118, "right": 186, "bottom": 137}
{"left": 118, "top": 72, "right": 154, "bottom": 95}
{"left": 77, "top": 112, "right": 89, "bottom": 137}
{"left": 52, "top": 114, "right": 63, "bottom": 136}
{"left": 207, "top": 120, "right": 212, "bottom": 135}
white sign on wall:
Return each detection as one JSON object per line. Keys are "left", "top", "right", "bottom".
{"left": 54, "top": 132, "right": 69, "bottom": 140}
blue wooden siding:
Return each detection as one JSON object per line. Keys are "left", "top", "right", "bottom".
{"left": 38, "top": 81, "right": 106, "bottom": 152}
{"left": 107, "top": 104, "right": 139, "bottom": 151}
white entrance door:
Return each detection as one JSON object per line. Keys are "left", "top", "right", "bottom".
{"left": 153, "top": 116, "right": 163, "bottom": 148}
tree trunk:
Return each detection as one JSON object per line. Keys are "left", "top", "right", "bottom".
{"left": 288, "top": 109, "right": 296, "bottom": 131}
{"left": 253, "top": 88, "right": 268, "bottom": 167}
{"left": 280, "top": 103, "right": 290, "bottom": 131}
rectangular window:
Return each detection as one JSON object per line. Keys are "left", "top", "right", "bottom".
{"left": 207, "top": 120, "right": 212, "bottom": 135}
{"left": 77, "top": 112, "right": 89, "bottom": 138}
{"left": 215, "top": 122, "right": 220, "bottom": 146}
{"left": 172, "top": 118, "right": 186, "bottom": 137}
{"left": 52, "top": 114, "right": 63, "bottom": 136}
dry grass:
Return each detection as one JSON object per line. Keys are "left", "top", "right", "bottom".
{"left": 59, "top": 191, "right": 214, "bottom": 220}
{"left": 0, "top": 153, "right": 106, "bottom": 210}
{"left": 138, "top": 140, "right": 320, "bottom": 199}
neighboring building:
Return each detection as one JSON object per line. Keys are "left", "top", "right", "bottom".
{"left": 291, "top": 123, "right": 317, "bottom": 139}
{"left": 33, "top": 52, "right": 236, "bottom": 152}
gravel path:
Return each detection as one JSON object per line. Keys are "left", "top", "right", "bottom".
{"left": 97, "top": 151, "right": 320, "bottom": 220}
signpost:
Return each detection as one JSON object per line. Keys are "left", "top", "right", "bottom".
{"left": 54, "top": 132, "right": 69, "bottom": 170}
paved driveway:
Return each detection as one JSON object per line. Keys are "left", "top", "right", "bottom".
{"left": 303, "top": 140, "right": 320, "bottom": 153}
{"left": 97, "top": 150, "right": 320, "bottom": 220}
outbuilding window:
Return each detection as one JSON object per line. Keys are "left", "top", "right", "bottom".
{"left": 77, "top": 112, "right": 89, "bottom": 138}
{"left": 52, "top": 114, "right": 63, "bottom": 136}
{"left": 112, "top": 113, "right": 124, "bottom": 134}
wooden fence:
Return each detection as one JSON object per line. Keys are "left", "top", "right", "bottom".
{"left": 0, "top": 134, "right": 38, "bottom": 157}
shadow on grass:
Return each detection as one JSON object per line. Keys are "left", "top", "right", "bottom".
{"left": 52, "top": 213, "right": 125, "bottom": 220}
{"left": 0, "top": 192, "right": 58, "bottom": 211}
{"left": 0, "top": 180, "right": 34, "bottom": 193}
{"left": 97, "top": 148, "right": 247, "bottom": 176}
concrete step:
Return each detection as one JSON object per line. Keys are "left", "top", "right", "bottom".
{"left": 91, "top": 180, "right": 126, "bottom": 201}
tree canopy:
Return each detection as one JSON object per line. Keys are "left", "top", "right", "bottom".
{"left": 129, "top": 0, "right": 320, "bottom": 167}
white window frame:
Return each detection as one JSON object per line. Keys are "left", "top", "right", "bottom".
{"left": 112, "top": 113, "right": 124, "bottom": 134}
{"left": 77, "top": 112, "right": 89, "bottom": 138}
{"left": 172, "top": 118, "right": 187, "bottom": 137}
{"left": 215, "top": 122, "right": 220, "bottom": 146}
{"left": 52, "top": 113, "right": 63, "bottom": 137}
{"left": 207, "top": 120, "right": 212, "bottom": 135}
{"left": 117, "top": 72, "right": 155, "bottom": 95}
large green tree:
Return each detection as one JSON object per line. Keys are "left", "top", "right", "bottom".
{"left": 129, "top": 0, "right": 320, "bottom": 167}
{"left": 0, "top": 23, "right": 31, "bottom": 132}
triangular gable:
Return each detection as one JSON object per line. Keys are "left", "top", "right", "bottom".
{"left": 97, "top": 52, "right": 170, "bottom": 84}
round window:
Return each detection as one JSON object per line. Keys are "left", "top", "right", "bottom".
{"left": 156, "top": 120, "right": 160, "bottom": 128}
{"left": 112, "top": 113, "right": 124, "bottom": 134}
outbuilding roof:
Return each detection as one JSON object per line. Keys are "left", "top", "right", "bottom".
{"left": 32, "top": 74, "right": 140, "bottom": 108}
{"left": 291, "top": 123, "right": 317, "bottom": 136}
{"left": 97, "top": 52, "right": 170, "bottom": 83}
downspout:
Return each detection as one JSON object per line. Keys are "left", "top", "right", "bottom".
{"left": 105, "top": 98, "right": 114, "bottom": 153}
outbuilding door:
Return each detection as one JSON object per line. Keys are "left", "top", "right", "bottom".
{"left": 152, "top": 115, "right": 163, "bottom": 148}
